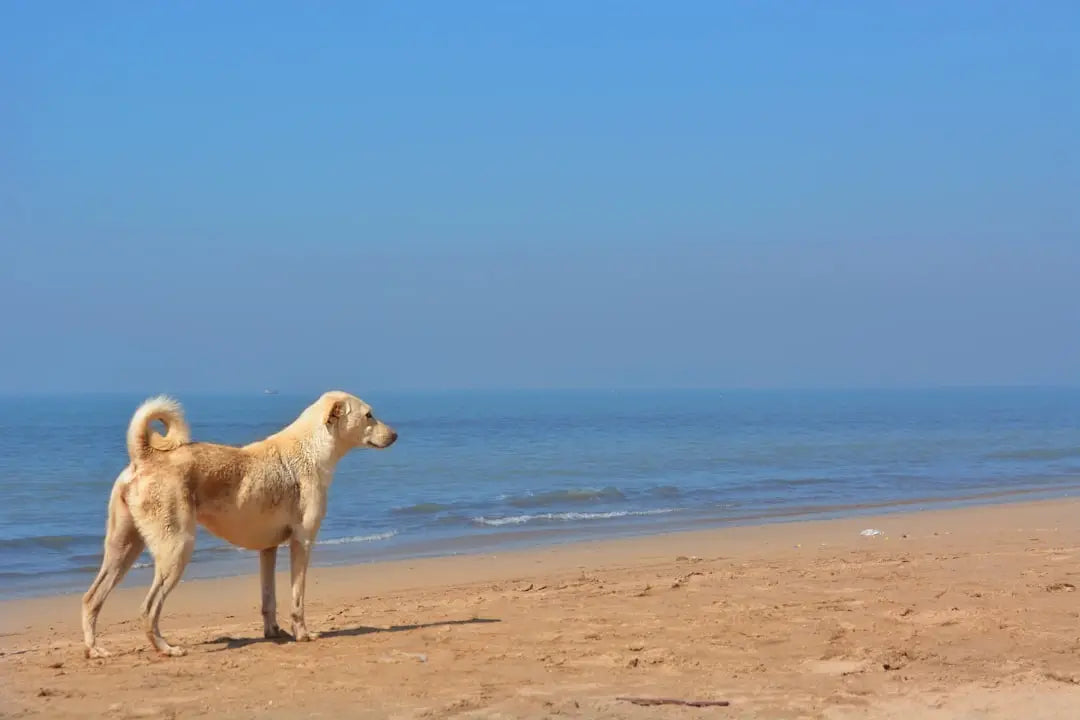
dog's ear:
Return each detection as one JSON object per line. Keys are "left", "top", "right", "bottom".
{"left": 325, "top": 399, "right": 346, "bottom": 427}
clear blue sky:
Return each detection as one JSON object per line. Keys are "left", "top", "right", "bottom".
{"left": 2, "top": 2, "right": 1077, "bottom": 393}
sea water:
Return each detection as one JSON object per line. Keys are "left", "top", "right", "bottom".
{"left": 2, "top": 388, "right": 1079, "bottom": 598}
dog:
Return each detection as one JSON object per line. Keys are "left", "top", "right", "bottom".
{"left": 81, "top": 391, "right": 397, "bottom": 658}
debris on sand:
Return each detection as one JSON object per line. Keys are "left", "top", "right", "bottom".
{"left": 617, "top": 696, "right": 730, "bottom": 707}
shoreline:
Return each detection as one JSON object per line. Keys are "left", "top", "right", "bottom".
{"left": 3, "top": 493, "right": 1079, "bottom": 625}
{"left": 6, "top": 496, "right": 1080, "bottom": 717}
{"left": 7, "top": 481, "right": 1080, "bottom": 602}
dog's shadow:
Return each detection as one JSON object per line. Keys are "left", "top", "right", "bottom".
{"left": 204, "top": 617, "right": 501, "bottom": 651}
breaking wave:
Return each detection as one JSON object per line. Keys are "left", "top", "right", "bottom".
{"left": 317, "top": 531, "right": 398, "bottom": 545}
{"left": 471, "top": 508, "right": 681, "bottom": 527}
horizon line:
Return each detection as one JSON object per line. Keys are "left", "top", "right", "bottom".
{"left": 1, "top": 383, "right": 1078, "bottom": 397}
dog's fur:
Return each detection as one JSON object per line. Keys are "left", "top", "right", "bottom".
{"left": 81, "top": 391, "right": 397, "bottom": 658}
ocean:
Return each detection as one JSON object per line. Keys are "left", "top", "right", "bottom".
{"left": 2, "top": 388, "right": 1079, "bottom": 599}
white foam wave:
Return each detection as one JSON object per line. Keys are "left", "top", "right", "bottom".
{"left": 472, "top": 508, "right": 680, "bottom": 527}
{"left": 317, "top": 530, "right": 398, "bottom": 545}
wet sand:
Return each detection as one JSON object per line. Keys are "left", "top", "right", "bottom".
{"left": 4, "top": 498, "right": 1080, "bottom": 719}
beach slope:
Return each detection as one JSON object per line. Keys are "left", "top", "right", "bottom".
{"left": 4, "top": 499, "right": 1080, "bottom": 719}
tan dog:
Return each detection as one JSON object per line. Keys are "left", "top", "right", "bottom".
{"left": 81, "top": 391, "right": 397, "bottom": 658}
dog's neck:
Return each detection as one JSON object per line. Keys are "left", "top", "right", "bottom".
{"left": 295, "top": 427, "right": 351, "bottom": 485}
{"left": 296, "top": 408, "right": 359, "bottom": 484}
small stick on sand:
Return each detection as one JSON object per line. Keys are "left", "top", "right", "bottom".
{"left": 617, "top": 696, "right": 730, "bottom": 707}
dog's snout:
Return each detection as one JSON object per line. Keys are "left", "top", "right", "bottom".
{"left": 370, "top": 422, "right": 397, "bottom": 449}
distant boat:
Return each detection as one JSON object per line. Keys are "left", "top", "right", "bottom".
{"left": 263, "top": 389, "right": 279, "bottom": 395}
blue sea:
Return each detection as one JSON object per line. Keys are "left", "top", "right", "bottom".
{"left": 2, "top": 388, "right": 1080, "bottom": 599}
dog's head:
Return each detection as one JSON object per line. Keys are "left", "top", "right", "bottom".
{"left": 319, "top": 391, "right": 397, "bottom": 451}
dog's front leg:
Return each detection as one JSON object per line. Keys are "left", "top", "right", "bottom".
{"left": 260, "top": 547, "right": 285, "bottom": 638}
{"left": 288, "top": 535, "right": 319, "bottom": 641}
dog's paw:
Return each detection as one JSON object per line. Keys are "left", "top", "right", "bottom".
{"left": 85, "top": 646, "right": 111, "bottom": 659}
{"left": 159, "top": 645, "right": 187, "bottom": 657}
{"left": 264, "top": 625, "right": 287, "bottom": 639}
{"left": 293, "top": 629, "right": 321, "bottom": 642}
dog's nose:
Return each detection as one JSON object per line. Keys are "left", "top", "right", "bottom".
{"left": 388, "top": 430, "right": 398, "bottom": 444}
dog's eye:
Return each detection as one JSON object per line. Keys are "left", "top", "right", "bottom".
{"left": 364, "top": 411, "right": 373, "bottom": 420}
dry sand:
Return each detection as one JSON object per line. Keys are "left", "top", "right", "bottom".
{"left": 5, "top": 499, "right": 1080, "bottom": 719}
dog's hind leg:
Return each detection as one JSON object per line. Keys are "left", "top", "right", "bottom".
{"left": 134, "top": 495, "right": 196, "bottom": 657}
{"left": 139, "top": 530, "right": 194, "bottom": 656}
{"left": 83, "top": 469, "right": 145, "bottom": 659}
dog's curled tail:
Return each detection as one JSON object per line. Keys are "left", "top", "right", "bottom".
{"left": 126, "top": 395, "right": 191, "bottom": 463}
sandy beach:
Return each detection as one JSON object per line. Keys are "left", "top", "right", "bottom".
{"left": 5, "top": 498, "right": 1080, "bottom": 719}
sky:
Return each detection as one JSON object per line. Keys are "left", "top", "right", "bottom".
{"left": 1, "top": 2, "right": 1078, "bottom": 393}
